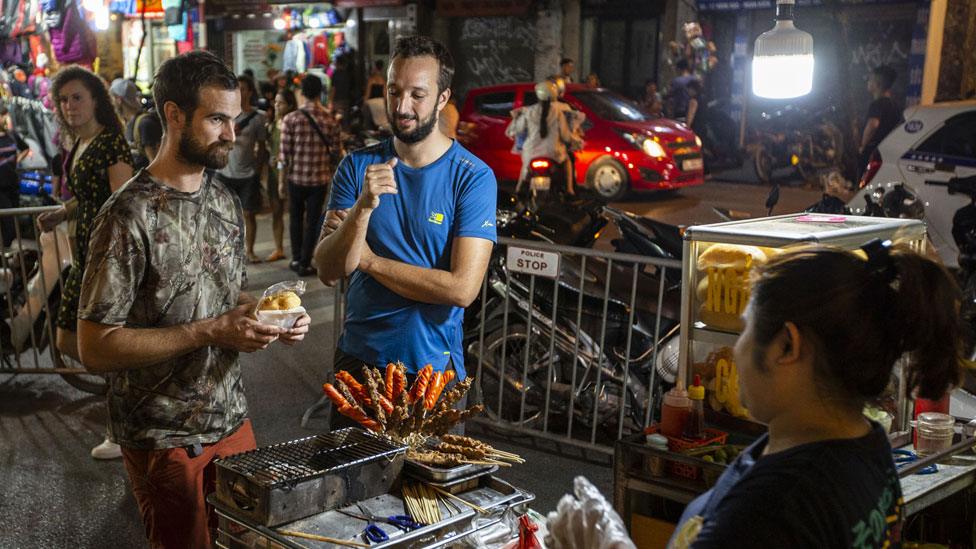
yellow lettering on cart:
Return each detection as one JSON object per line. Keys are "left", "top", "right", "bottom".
{"left": 706, "top": 267, "right": 720, "bottom": 313}
{"left": 724, "top": 268, "right": 738, "bottom": 314}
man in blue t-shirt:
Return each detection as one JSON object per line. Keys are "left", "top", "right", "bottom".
{"left": 314, "top": 36, "right": 496, "bottom": 426}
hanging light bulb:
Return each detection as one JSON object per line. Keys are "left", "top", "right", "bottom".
{"left": 752, "top": 0, "right": 814, "bottom": 99}
{"left": 273, "top": 17, "right": 286, "bottom": 30}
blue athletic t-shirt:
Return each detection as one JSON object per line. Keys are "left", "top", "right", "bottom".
{"left": 328, "top": 139, "right": 497, "bottom": 377}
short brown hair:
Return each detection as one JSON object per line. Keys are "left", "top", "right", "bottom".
{"left": 391, "top": 35, "right": 454, "bottom": 95}
{"left": 152, "top": 50, "right": 238, "bottom": 129}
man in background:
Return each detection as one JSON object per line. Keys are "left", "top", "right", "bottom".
{"left": 559, "top": 57, "right": 575, "bottom": 84}
{"left": 215, "top": 74, "right": 268, "bottom": 263}
{"left": 858, "top": 65, "right": 902, "bottom": 181}
{"left": 279, "top": 74, "right": 339, "bottom": 277}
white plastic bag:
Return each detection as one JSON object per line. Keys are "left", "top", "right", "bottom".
{"left": 545, "top": 477, "right": 636, "bottom": 549}
{"left": 253, "top": 280, "right": 307, "bottom": 329}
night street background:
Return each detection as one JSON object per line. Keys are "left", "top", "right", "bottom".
{"left": 0, "top": 174, "right": 821, "bottom": 548}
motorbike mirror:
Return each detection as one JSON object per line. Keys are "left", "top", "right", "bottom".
{"left": 765, "top": 183, "right": 781, "bottom": 216}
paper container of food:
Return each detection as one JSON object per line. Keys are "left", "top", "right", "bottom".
{"left": 255, "top": 306, "right": 306, "bottom": 329}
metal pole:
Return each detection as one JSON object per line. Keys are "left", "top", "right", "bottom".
{"left": 591, "top": 259, "right": 613, "bottom": 444}
{"left": 645, "top": 267, "right": 669, "bottom": 428}
{"left": 542, "top": 268, "right": 560, "bottom": 433}
{"left": 497, "top": 275, "right": 511, "bottom": 423}
{"left": 617, "top": 264, "right": 639, "bottom": 439}
{"left": 567, "top": 255, "right": 586, "bottom": 438}
{"left": 519, "top": 276, "right": 536, "bottom": 424}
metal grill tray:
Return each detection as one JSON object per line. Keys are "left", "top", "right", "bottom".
{"left": 212, "top": 475, "right": 534, "bottom": 549}
{"left": 214, "top": 428, "right": 407, "bottom": 526}
{"left": 403, "top": 459, "right": 498, "bottom": 483}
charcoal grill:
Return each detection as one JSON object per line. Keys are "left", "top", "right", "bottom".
{"left": 214, "top": 428, "right": 406, "bottom": 526}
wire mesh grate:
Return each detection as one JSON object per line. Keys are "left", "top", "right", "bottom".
{"left": 216, "top": 428, "right": 405, "bottom": 488}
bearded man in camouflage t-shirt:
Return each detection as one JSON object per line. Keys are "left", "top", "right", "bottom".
{"left": 77, "top": 51, "right": 310, "bottom": 549}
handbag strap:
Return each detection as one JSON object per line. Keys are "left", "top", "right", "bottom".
{"left": 299, "top": 109, "right": 331, "bottom": 150}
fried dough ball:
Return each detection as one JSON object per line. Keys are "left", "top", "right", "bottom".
{"left": 258, "top": 291, "right": 302, "bottom": 311}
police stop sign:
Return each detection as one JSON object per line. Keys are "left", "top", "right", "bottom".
{"left": 506, "top": 246, "right": 561, "bottom": 279}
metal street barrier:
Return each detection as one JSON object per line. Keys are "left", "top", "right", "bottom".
{"left": 0, "top": 206, "right": 104, "bottom": 394}
{"left": 327, "top": 236, "right": 683, "bottom": 456}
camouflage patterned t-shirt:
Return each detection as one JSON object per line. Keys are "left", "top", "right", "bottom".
{"left": 78, "top": 169, "right": 248, "bottom": 450}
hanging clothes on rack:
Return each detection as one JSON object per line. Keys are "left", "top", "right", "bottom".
{"left": 49, "top": 0, "right": 96, "bottom": 66}
{"left": 311, "top": 32, "right": 330, "bottom": 68}
{"left": 282, "top": 32, "right": 310, "bottom": 73}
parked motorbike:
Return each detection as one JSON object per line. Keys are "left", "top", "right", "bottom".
{"left": 464, "top": 192, "right": 682, "bottom": 435}
{"left": 751, "top": 103, "right": 845, "bottom": 184}
{"left": 692, "top": 98, "right": 743, "bottom": 171}
{"left": 0, "top": 217, "right": 105, "bottom": 394}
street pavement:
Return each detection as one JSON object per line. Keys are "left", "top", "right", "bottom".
{"left": 0, "top": 176, "right": 819, "bottom": 547}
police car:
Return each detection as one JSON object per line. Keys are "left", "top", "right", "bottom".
{"left": 848, "top": 100, "right": 976, "bottom": 268}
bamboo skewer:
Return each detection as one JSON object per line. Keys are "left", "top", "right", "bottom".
{"left": 460, "top": 459, "right": 511, "bottom": 467}
{"left": 426, "top": 484, "right": 489, "bottom": 514}
{"left": 277, "top": 529, "right": 369, "bottom": 548}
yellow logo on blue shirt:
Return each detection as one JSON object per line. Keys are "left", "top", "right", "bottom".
{"left": 428, "top": 211, "right": 445, "bottom": 225}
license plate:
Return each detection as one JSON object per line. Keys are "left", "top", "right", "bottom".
{"left": 682, "top": 158, "right": 704, "bottom": 171}
{"left": 530, "top": 176, "right": 551, "bottom": 191}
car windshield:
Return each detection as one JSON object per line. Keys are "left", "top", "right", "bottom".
{"left": 571, "top": 90, "right": 649, "bottom": 122}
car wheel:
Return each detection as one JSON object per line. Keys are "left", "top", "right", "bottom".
{"left": 587, "top": 157, "right": 629, "bottom": 201}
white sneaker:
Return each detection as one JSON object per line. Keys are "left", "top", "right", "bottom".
{"left": 91, "top": 437, "right": 122, "bottom": 460}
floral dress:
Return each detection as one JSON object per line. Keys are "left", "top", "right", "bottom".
{"left": 56, "top": 129, "right": 131, "bottom": 331}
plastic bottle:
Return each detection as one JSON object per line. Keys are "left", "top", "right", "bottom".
{"left": 660, "top": 383, "right": 692, "bottom": 438}
{"left": 644, "top": 434, "right": 669, "bottom": 476}
{"left": 684, "top": 374, "right": 706, "bottom": 439}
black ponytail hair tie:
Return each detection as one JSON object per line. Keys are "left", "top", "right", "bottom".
{"left": 860, "top": 238, "right": 898, "bottom": 283}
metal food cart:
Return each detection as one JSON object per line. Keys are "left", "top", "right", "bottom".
{"left": 613, "top": 214, "right": 976, "bottom": 542}
{"left": 208, "top": 429, "right": 534, "bottom": 548}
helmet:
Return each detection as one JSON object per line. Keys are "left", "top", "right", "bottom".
{"left": 551, "top": 76, "right": 566, "bottom": 98}
{"left": 535, "top": 81, "right": 557, "bottom": 102}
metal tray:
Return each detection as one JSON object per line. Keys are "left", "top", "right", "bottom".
{"left": 213, "top": 475, "right": 534, "bottom": 549}
{"left": 403, "top": 459, "right": 497, "bottom": 483}
{"left": 419, "top": 466, "right": 500, "bottom": 495}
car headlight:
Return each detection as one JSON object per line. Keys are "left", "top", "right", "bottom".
{"left": 620, "top": 131, "right": 667, "bottom": 159}
{"left": 642, "top": 138, "right": 666, "bottom": 158}
{"left": 694, "top": 135, "right": 702, "bottom": 147}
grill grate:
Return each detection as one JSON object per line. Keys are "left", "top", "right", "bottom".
{"left": 216, "top": 428, "right": 405, "bottom": 488}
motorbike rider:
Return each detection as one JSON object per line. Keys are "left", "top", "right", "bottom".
{"left": 506, "top": 81, "right": 574, "bottom": 197}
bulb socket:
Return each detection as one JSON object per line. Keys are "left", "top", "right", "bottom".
{"left": 775, "top": 2, "right": 795, "bottom": 20}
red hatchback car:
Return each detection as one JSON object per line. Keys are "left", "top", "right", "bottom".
{"left": 458, "top": 83, "right": 705, "bottom": 200}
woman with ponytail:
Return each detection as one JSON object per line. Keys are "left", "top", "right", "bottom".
{"left": 505, "top": 80, "right": 573, "bottom": 196}
{"left": 670, "top": 239, "right": 962, "bottom": 548}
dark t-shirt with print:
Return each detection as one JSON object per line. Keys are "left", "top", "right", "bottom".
{"left": 670, "top": 422, "right": 902, "bottom": 549}
{"left": 78, "top": 169, "right": 248, "bottom": 450}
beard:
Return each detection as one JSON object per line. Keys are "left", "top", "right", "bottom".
{"left": 388, "top": 108, "right": 438, "bottom": 144}
{"left": 177, "top": 131, "right": 234, "bottom": 170}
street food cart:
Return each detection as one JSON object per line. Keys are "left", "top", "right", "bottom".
{"left": 208, "top": 358, "right": 537, "bottom": 549}
{"left": 613, "top": 213, "right": 976, "bottom": 544}
{"left": 209, "top": 429, "right": 534, "bottom": 548}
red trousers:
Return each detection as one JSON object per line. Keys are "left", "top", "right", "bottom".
{"left": 121, "top": 420, "right": 257, "bottom": 549}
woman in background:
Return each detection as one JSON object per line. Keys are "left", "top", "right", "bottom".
{"left": 265, "top": 89, "right": 297, "bottom": 262}
{"left": 42, "top": 65, "right": 133, "bottom": 460}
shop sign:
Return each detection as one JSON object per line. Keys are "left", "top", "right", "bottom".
{"left": 436, "top": 0, "right": 531, "bottom": 17}
{"left": 506, "top": 246, "right": 560, "bottom": 279}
